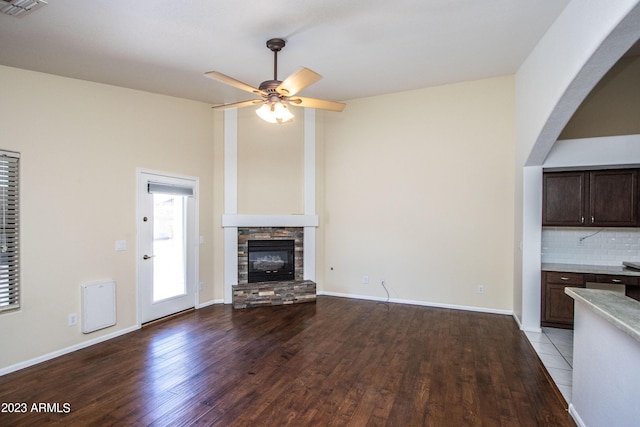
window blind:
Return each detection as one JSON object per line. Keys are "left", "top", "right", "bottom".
{"left": 0, "top": 151, "right": 19, "bottom": 313}
{"left": 147, "top": 181, "right": 193, "bottom": 196}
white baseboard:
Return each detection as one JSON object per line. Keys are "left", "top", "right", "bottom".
{"left": 197, "top": 298, "right": 224, "bottom": 309}
{"left": 317, "top": 291, "right": 513, "bottom": 316}
{"left": 0, "top": 325, "right": 139, "bottom": 377}
{"left": 512, "top": 312, "right": 524, "bottom": 329}
{"left": 520, "top": 326, "right": 543, "bottom": 333}
{"left": 512, "top": 316, "right": 543, "bottom": 333}
{"left": 568, "top": 404, "right": 585, "bottom": 427}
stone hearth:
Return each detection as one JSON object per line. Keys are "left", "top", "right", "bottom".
{"left": 233, "top": 280, "right": 316, "bottom": 309}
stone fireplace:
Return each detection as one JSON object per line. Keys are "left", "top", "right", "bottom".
{"left": 232, "top": 227, "right": 316, "bottom": 308}
{"left": 237, "top": 227, "right": 303, "bottom": 283}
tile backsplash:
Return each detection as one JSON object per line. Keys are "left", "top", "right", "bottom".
{"left": 542, "top": 227, "right": 640, "bottom": 266}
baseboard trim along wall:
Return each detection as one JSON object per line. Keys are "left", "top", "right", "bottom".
{"left": 511, "top": 312, "right": 543, "bottom": 333}
{"left": 317, "top": 291, "right": 513, "bottom": 316}
{"left": 0, "top": 325, "right": 139, "bottom": 377}
{"left": 197, "top": 299, "right": 224, "bottom": 309}
{"left": 568, "top": 404, "right": 586, "bottom": 427}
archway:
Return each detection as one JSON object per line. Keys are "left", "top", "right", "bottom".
{"left": 516, "top": 1, "right": 640, "bottom": 330}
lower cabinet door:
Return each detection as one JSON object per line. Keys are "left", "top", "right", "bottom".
{"left": 544, "top": 283, "right": 576, "bottom": 327}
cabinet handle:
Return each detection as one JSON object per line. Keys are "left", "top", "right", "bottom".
{"left": 591, "top": 215, "right": 595, "bottom": 223}
{"left": 611, "top": 279, "right": 622, "bottom": 283}
{"left": 581, "top": 216, "right": 584, "bottom": 223}
{"left": 560, "top": 277, "right": 569, "bottom": 281}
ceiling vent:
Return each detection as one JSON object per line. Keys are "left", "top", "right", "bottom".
{"left": 1, "top": 0, "right": 47, "bottom": 17}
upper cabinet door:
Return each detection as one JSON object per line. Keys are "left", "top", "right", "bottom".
{"left": 589, "top": 169, "right": 637, "bottom": 227}
{"left": 543, "top": 171, "right": 587, "bottom": 226}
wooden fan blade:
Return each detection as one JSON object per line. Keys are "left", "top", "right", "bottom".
{"left": 277, "top": 67, "right": 322, "bottom": 96}
{"left": 288, "top": 96, "right": 346, "bottom": 112}
{"left": 212, "top": 99, "right": 264, "bottom": 110}
{"left": 205, "top": 71, "right": 265, "bottom": 96}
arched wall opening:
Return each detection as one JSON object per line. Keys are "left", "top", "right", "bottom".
{"left": 515, "top": 1, "right": 640, "bottom": 330}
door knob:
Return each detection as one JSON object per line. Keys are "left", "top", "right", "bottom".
{"left": 143, "top": 254, "right": 155, "bottom": 260}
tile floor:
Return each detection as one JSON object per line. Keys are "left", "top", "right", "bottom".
{"left": 525, "top": 327, "right": 574, "bottom": 403}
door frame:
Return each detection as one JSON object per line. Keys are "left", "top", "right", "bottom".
{"left": 136, "top": 167, "right": 200, "bottom": 326}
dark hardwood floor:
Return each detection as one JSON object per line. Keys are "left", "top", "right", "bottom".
{"left": 0, "top": 296, "right": 575, "bottom": 426}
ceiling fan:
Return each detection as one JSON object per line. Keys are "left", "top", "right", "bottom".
{"left": 205, "top": 38, "right": 346, "bottom": 124}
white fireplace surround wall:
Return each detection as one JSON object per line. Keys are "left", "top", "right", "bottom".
{"left": 222, "top": 108, "right": 318, "bottom": 303}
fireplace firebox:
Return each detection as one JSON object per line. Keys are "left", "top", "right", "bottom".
{"left": 247, "top": 240, "right": 295, "bottom": 283}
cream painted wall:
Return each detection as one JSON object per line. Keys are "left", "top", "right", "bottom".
{"left": 560, "top": 55, "right": 640, "bottom": 139}
{"left": 0, "top": 65, "right": 218, "bottom": 371}
{"left": 321, "top": 76, "right": 515, "bottom": 311}
{"left": 237, "top": 107, "right": 304, "bottom": 214}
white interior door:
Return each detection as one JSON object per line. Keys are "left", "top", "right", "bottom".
{"left": 137, "top": 170, "right": 198, "bottom": 324}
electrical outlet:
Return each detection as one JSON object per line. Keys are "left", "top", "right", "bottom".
{"left": 68, "top": 313, "right": 77, "bottom": 326}
{"left": 363, "top": 275, "right": 369, "bottom": 284}
{"left": 198, "top": 282, "right": 203, "bottom": 291}
{"left": 477, "top": 285, "right": 485, "bottom": 294}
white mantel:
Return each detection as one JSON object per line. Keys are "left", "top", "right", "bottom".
{"left": 222, "top": 214, "right": 318, "bottom": 228}
{"left": 222, "top": 109, "right": 318, "bottom": 303}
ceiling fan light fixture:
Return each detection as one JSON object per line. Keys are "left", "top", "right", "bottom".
{"left": 256, "top": 101, "right": 294, "bottom": 124}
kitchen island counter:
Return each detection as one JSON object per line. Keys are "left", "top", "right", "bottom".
{"left": 565, "top": 288, "right": 640, "bottom": 341}
{"left": 565, "top": 287, "right": 640, "bottom": 426}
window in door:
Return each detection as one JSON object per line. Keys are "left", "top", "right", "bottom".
{"left": 152, "top": 193, "right": 187, "bottom": 302}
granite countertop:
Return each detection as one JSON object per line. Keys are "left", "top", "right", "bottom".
{"left": 565, "top": 288, "right": 640, "bottom": 342}
{"left": 542, "top": 263, "right": 640, "bottom": 277}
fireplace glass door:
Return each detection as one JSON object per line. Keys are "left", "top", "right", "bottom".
{"left": 248, "top": 240, "right": 295, "bottom": 283}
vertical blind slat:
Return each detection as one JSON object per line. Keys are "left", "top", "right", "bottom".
{"left": 0, "top": 151, "right": 20, "bottom": 313}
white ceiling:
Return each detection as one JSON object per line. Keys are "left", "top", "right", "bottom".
{"left": 0, "top": 0, "right": 571, "bottom": 105}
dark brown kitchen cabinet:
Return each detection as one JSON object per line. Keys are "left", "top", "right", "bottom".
{"left": 541, "top": 271, "right": 586, "bottom": 328}
{"left": 542, "top": 269, "right": 640, "bottom": 328}
{"left": 543, "top": 171, "right": 587, "bottom": 226}
{"left": 542, "top": 169, "right": 638, "bottom": 227}
{"left": 589, "top": 169, "right": 637, "bottom": 226}
{"left": 594, "top": 274, "right": 639, "bottom": 286}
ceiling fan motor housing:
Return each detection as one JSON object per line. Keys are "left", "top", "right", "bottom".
{"left": 266, "top": 38, "right": 286, "bottom": 52}
{"left": 259, "top": 80, "right": 287, "bottom": 104}
{"left": 258, "top": 80, "right": 282, "bottom": 93}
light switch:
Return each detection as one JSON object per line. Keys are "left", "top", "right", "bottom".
{"left": 115, "top": 240, "right": 127, "bottom": 251}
